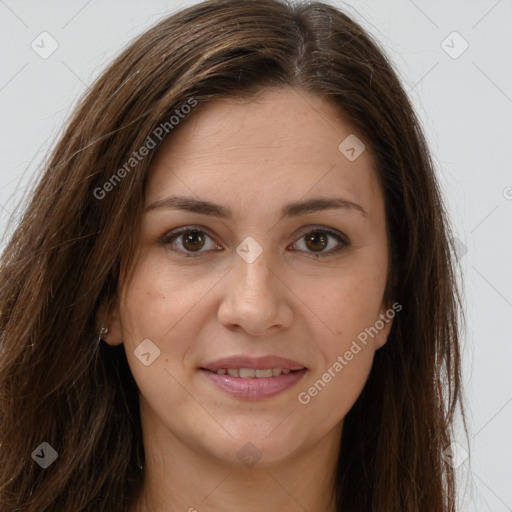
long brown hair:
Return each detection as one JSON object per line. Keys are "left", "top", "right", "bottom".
{"left": 0, "top": 0, "right": 468, "bottom": 510}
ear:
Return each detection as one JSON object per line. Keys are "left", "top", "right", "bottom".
{"left": 373, "top": 299, "right": 398, "bottom": 350}
{"left": 96, "top": 294, "right": 123, "bottom": 346}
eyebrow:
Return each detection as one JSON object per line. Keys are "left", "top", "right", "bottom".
{"left": 146, "top": 195, "right": 368, "bottom": 219}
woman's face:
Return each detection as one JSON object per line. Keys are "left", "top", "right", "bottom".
{"left": 105, "top": 87, "right": 393, "bottom": 467}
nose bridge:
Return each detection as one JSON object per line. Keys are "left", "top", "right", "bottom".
{"left": 218, "top": 235, "right": 291, "bottom": 334}
{"left": 233, "top": 237, "right": 275, "bottom": 301}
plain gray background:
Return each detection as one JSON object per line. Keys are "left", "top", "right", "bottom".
{"left": 0, "top": 1, "right": 511, "bottom": 510}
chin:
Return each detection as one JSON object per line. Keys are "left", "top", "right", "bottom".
{"left": 204, "top": 434, "right": 303, "bottom": 470}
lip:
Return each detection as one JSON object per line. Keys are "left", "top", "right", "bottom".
{"left": 201, "top": 355, "right": 306, "bottom": 372}
{"left": 200, "top": 367, "right": 308, "bottom": 400}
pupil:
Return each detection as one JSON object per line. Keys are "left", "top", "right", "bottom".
{"left": 306, "top": 232, "right": 327, "bottom": 252}
{"left": 183, "top": 231, "right": 204, "bottom": 251}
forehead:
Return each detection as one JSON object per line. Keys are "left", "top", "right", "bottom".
{"left": 146, "top": 87, "right": 383, "bottom": 222}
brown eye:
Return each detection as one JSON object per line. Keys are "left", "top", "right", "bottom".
{"left": 304, "top": 232, "right": 329, "bottom": 252}
{"left": 292, "top": 227, "right": 349, "bottom": 257}
{"left": 161, "top": 226, "right": 349, "bottom": 259}
{"left": 181, "top": 230, "right": 206, "bottom": 252}
{"left": 160, "top": 227, "right": 220, "bottom": 257}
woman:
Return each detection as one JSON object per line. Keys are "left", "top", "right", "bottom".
{"left": 0, "top": 0, "right": 468, "bottom": 510}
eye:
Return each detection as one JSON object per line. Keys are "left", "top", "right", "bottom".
{"left": 290, "top": 226, "right": 350, "bottom": 257}
{"left": 159, "top": 226, "right": 221, "bottom": 257}
{"left": 160, "top": 225, "right": 350, "bottom": 258}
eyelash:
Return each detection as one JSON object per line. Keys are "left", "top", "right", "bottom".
{"left": 159, "top": 225, "right": 350, "bottom": 258}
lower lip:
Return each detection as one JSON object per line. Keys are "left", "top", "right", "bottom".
{"left": 200, "top": 369, "right": 307, "bottom": 400}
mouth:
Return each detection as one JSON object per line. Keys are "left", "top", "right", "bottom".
{"left": 201, "top": 354, "right": 306, "bottom": 372}
{"left": 202, "top": 367, "right": 300, "bottom": 377}
{"left": 199, "top": 355, "right": 308, "bottom": 400}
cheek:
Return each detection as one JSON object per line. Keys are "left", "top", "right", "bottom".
{"left": 118, "top": 251, "right": 232, "bottom": 390}
{"left": 294, "top": 255, "right": 387, "bottom": 424}
{"left": 120, "top": 251, "right": 208, "bottom": 340}
{"left": 297, "top": 278, "right": 379, "bottom": 417}
{"left": 298, "top": 262, "right": 387, "bottom": 340}
{"left": 118, "top": 253, "right": 201, "bottom": 378}
{"left": 296, "top": 342, "right": 374, "bottom": 431}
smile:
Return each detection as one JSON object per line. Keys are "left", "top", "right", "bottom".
{"left": 210, "top": 368, "right": 293, "bottom": 377}
{"left": 200, "top": 367, "right": 307, "bottom": 400}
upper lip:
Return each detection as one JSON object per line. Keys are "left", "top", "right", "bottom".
{"left": 201, "top": 355, "right": 306, "bottom": 371}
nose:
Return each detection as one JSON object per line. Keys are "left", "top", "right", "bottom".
{"left": 217, "top": 245, "right": 293, "bottom": 336}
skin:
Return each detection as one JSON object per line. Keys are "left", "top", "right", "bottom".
{"left": 100, "top": 86, "right": 393, "bottom": 512}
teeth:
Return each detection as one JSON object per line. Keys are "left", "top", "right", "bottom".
{"left": 214, "top": 368, "right": 295, "bottom": 377}
{"left": 255, "top": 369, "right": 273, "bottom": 378}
